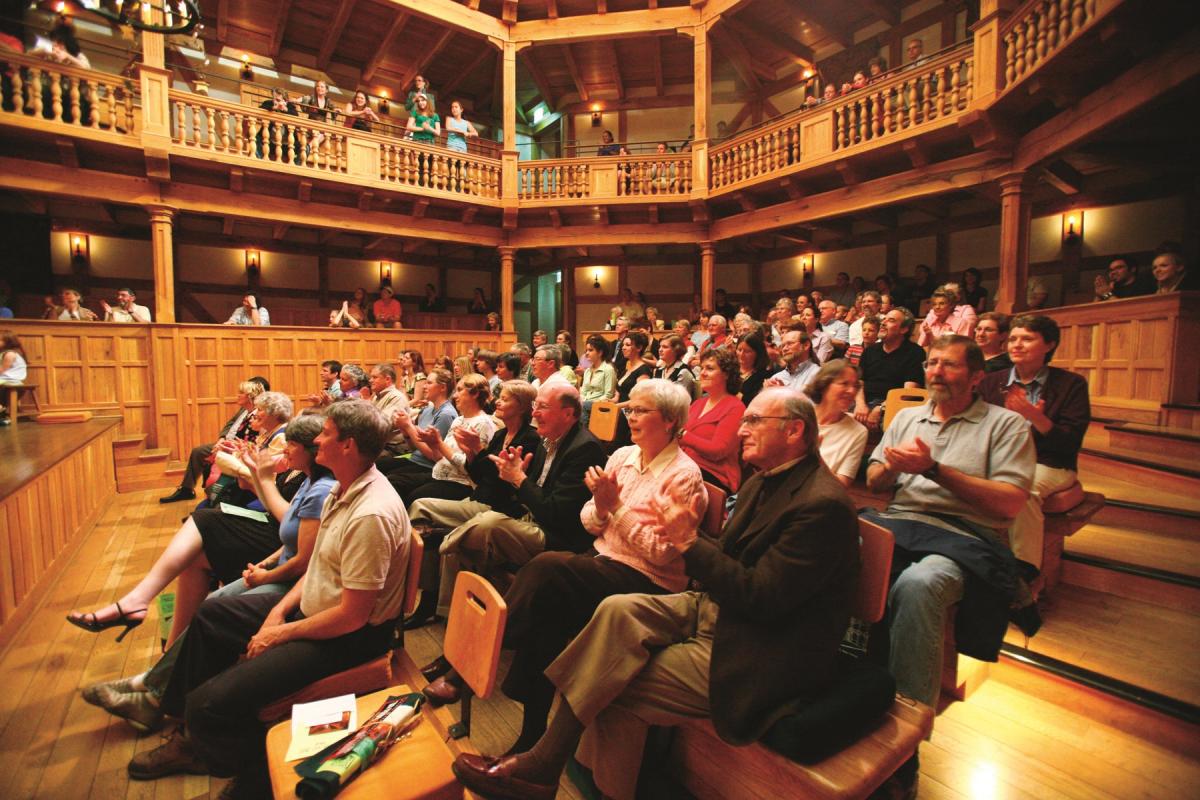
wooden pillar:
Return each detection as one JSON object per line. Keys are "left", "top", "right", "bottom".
{"left": 700, "top": 241, "right": 716, "bottom": 312}
{"left": 147, "top": 206, "right": 176, "bottom": 323}
{"left": 995, "top": 172, "right": 1031, "bottom": 314}
{"left": 562, "top": 265, "right": 575, "bottom": 339}
{"left": 499, "top": 246, "right": 516, "bottom": 333}
{"left": 500, "top": 40, "right": 520, "bottom": 203}
{"left": 972, "top": 0, "right": 1019, "bottom": 108}
{"left": 691, "top": 23, "right": 711, "bottom": 195}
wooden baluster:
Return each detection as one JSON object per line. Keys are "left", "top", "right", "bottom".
{"left": 106, "top": 85, "right": 118, "bottom": 130}
{"left": 833, "top": 105, "right": 843, "bottom": 149}
{"left": 1058, "top": 0, "right": 1072, "bottom": 44}
{"left": 1071, "top": 0, "right": 1086, "bottom": 32}
{"left": 248, "top": 117, "right": 259, "bottom": 157}
{"left": 905, "top": 81, "right": 917, "bottom": 127}
{"left": 872, "top": 91, "right": 884, "bottom": 139}
{"left": 215, "top": 110, "right": 227, "bottom": 151}
{"left": 206, "top": 106, "right": 216, "bottom": 150}
{"left": 856, "top": 99, "right": 865, "bottom": 142}
{"left": 10, "top": 67, "right": 22, "bottom": 113}
{"left": 123, "top": 88, "right": 134, "bottom": 132}
{"left": 965, "top": 58, "right": 974, "bottom": 104}
{"left": 68, "top": 76, "right": 80, "bottom": 125}
{"left": 1085, "top": 0, "right": 1095, "bottom": 23}
{"left": 1035, "top": 5, "right": 1048, "bottom": 62}
{"left": 187, "top": 103, "right": 200, "bottom": 146}
{"left": 28, "top": 68, "right": 42, "bottom": 118}
{"left": 1014, "top": 18, "right": 1028, "bottom": 79}
{"left": 939, "top": 66, "right": 951, "bottom": 116}
{"left": 1026, "top": 17, "right": 1039, "bottom": 68}
{"left": 86, "top": 79, "right": 99, "bottom": 126}
{"left": 1045, "top": 0, "right": 1059, "bottom": 52}
{"left": 50, "top": 73, "right": 62, "bottom": 122}
{"left": 171, "top": 102, "right": 182, "bottom": 143}
{"left": 340, "top": 135, "right": 349, "bottom": 171}
{"left": 1004, "top": 32, "right": 1017, "bottom": 86}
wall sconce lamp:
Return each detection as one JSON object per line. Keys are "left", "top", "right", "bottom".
{"left": 800, "top": 254, "right": 814, "bottom": 284}
{"left": 245, "top": 249, "right": 261, "bottom": 275}
{"left": 1062, "top": 212, "right": 1083, "bottom": 245}
{"left": 240, "top": 54, "right": 253, "bottom": 81}
{"left": 378, "top": 90, "right": 390, "bottom": 116}
{"left": 590, "top": 103, "right": 602, "bottom": 127}
{"left": 71, "top": 234, "right": 88, "bottom": 259}
{"left": 380, "top": 261, "right": 393, "bottom": 286}
{"left": 592, "top": 270, "right": 601, "bottom": 289}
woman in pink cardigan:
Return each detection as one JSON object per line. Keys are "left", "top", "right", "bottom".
{"left": 680, "top": 347, "right": 746, "bottom": 494}
{"left": 918, "top": 285, "right": 977, "bottom": 347}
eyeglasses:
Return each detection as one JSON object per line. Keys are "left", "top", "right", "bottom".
{"left": 922, "top": 359, "right": 966, "bottom": 370}
{"left": 621, "top": 406, "right": 655, "bottom": 419}
{"left": 739, "top": 414, "right": 793, "bottom": 428}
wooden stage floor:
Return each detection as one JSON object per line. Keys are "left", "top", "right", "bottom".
{"left": 0, "top": 489, "right": 1197, "bottom": 798}
{"left": 0, "top": 416, "right": 121, "bottom": 500}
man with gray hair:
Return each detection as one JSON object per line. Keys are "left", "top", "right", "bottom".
{"left": 530, "top": 344, "right": 570, "bottom": 389}
{"left": 848, "top": 290, "right": 882, "bottom": 346}
{"left": 366, "top": 363, "right": 410, "bottom": 455}
{"left": 126, "top": 400, "right": 410, "bottom": 797}
{"left": 452, "top": 387, "right": 860, "bottom": 800}
{"left": 510, "top": 342, "right": 535, "bottom": 382}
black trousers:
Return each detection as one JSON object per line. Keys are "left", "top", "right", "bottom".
{"left": 381, "top": 458, "right": 434, "bottom": 504}
{"left": 183, "top": 442, "right": 214, "bottom": 488}
{"left": 501, "top": 553, "right": 664, "bottom": 712}
{"left": 160, "top": 593, "right": 393, "bottom": 776}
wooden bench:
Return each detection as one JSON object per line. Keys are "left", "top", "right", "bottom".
{"left": 2, "top": 382, "right": 41, "bottom": 426}
{"left": 1040, "top": 480, "right": 1105, "bottom": 594}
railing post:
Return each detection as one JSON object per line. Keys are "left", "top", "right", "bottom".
{"left": 995, "top": 171, "right": 1031, "bottom": 314}
{"left": 972, "top": 0, "right": 1020, "bottom": 108}
{"left": 138, "top": 22, "right": 172, "bottom": 178}
{"left": 498, "top": 246, "right": 516, "bottom": 333}
{"left": 147, "top": 205, "right": 177, "bottom": 323}
{"left": 700, "top": 240, "right": 716, "bottom": 312}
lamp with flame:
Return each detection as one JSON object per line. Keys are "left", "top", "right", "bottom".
{"left": 380, "top": 261, "right": 393, "bottom": 286}
{"left": 378, "top": 89, "right": 390, "bottom": 116}
{"left": 71, "top": 234, "right": 88, "bottom": 259}
{"left": 590, "top": 103, "right": 602, "bottom": 127}
{"left": 1062, "top": 211, "right": 1083, "bottom": 245}
{"left": 800, "top": 254, "right": 814, "bottom": 284}
{"left": 240, "top": 53, "right": 253, "bottom": 82}
{"left": 245, "top": 249, "right": 261, "bottom": 275}
{"left": 592, "top": 270, "right": 601, "bottom": 289}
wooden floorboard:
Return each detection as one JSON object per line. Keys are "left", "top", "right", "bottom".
{"left": 0, "top": 489, "right": 1196, "bottom": 799}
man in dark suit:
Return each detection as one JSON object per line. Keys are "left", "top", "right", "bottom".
{"left": 451, "top": 388, "right": 860, "bottom": 800}
{"left": 436, "top": 382, "right": 606, "bottom": 585}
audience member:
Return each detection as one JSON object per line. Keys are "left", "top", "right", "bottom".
{"left": 160, "top": 379, "right": 266, "bottom": 503}
{"left": 980, "top": 315, "right": 1090, "bottom": 577}
{"left": 735, "top": 329, "right": 770, "bottom": 408}
{"left": 908, "top": 264, "right": 936, "bottom": 311}
{"left": 766, "top": 330, "right": 819, "bottom": 392}
{"left": 407, "top": 93, "right": 441, "bottom": 144}
{"left": 419, "top": 282, "right": 446, "bottom": 312}
{"left": 1025, "top": 277, "right": 1051, "bottom": 310}
{"left": 403, "top": 374, "right": 497, "bottom": 505}
{"left": 828, "top": 272, "right": 856, "bottom": 308}
{"left": 854, "top": 308, "right": 925, "bottom": 429}
{"left": 399, "top": 349, "right": 428, "bottom": 399}
{"left": 101, "top": 288, "right": 151, "bottom": 322}
{"left": 426, "top": 380, "right": 703, "bottom": 754}
{"left": 531, "top": 344, "right": 571, "bottom": 389}
{"left": 975, "top": 312, "right": 1012, "bottom": 373}
{"left": 845, "top": 315, "right": 879, "bottom": 367}
{"left": 696, "top": 314, "right": 729, "bottom": 360}
{"left": 1151, "top": 241, "right": 1196, "bottom": 293}
{"left": 818, "top": 299, "right": 850, "bottom": 353}
{"left": 474, "top": 349, "right": 500, "bottom": 395}
{"left": 511, "top": 342, "right": 535, "bottom": 382}
{"left": 380, "top": 369, "right": 458, "bottom": 497}
{"left": 961, "top": 268, "right": 988, "bottom": 313}
{"left": 486, "top": 311, "right": 501, "bottom": 331}
{"left": 796, "top": 306, "right": 834, "bottom": 363}
{"left": 445, "top": 100, "right": 479, "bottom": 153}
{"left": 613, "top": 332, "right": 653, "bottom": 446}
{"left": 35, "top": 17, "right": 89, "bottom": 69}
{"left": 711, "top": 288, "right": 736, "bottom": 320}
{"left": 1092, "top": 256, "right": 1150, "bottom": 301}
{"left": 224, "top": 294, "right": 269, "bottom": 326}
{"left": 372, "top": 285, "right": 403, "bottom": 328}
{"left": 343, "top": 89, "right": 380, "bottom": 132}
{"left": 256, "top": 87, "right": 300, "bottom": 163}
{"left": 451, "top": 388, "right": 858, "bottom": 800}
{"left": 616, "top": 288, "right": 643, "bottom": 320}
{"left": 848, "top": 291, "right": 882, "bottom": 346}
{"left": 337, "top": 364, "right": 369, "bottom": 400}
{"left": 645, "top": 306, "right": 665, "bottom": 332}
{"left": 681, "top": 349, "right": 745, "bottom": 494}
{"left": 654, "top": 335, "right": 696, "bottom": 400}
{"left": 579, "top": 335, "right": 616, "bottom": 424}
{"left": 496, "top": 351, "right": 521, "bottom": 383}
{"left": 863, "top": 335, "right": 1036, "bottom": 708}
{"left": 404, "top": 74, "right": 436, "bottom": 115}
{"left": 304, "top": 359, "right": 343, "bottom": 405}
{"left": 805, "top": 360, "right": 868, "bottom": 487}
{"left": 366, "top": 363, "right": 410, "bottom": 454}
{"left": 555, "top": 330, "right": 579, "bottom": 368}
{"left": 468, "top": 287, "right": 491, "bottom": 314}
{"left": 671, "top": 319, "right": 699, "bottom": 364}
{"left": 918, "top": 288, "right": 966, "bottom": 347}
{"left": 0, "top": 329, "right": 26, "bottom": 425}
{"left": 122, "top": 401, "right": 409, "bottom": 795}
{"left": 55, "top": 287, "right": 98, "bottom": 321}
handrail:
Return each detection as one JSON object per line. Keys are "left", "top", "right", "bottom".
{"left": 614, "top": 152, "right": 693, "bottom": 198}
{"left": 0, "top": 51, "right": 137, "bottom": 136}
{"left": 1001, "top": 0, "right": 1102, "bottom": 91}
{"left": 517, "top": 156, "right": 596, "bottom": 200}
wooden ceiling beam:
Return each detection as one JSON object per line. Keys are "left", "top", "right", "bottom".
{"left": 563, "top": 45, "right": 589, "bottom": 102}
{"left": 502, "top": 1, "right": 519, "bottom": 24}
{"left": 385, "top": 0, "right": 507, "bottom": 42}
{"left": 511, "top": 6, "right": 694, "bottom": 44}
{"left": 362, "top": 12, "right": 410, "bottom": 84}
{"left": 798, "top": 3, "right": 855, "bottom": 49}
{"left": 711, "top": 26, "right": 763, "bottom": 93}
{"left": 652, "top": 37, "right": 664, "bottom": 96}
{"left": 441, "top": 47, "right": 494, "bottom": 97}
{"left": 216, "top": 0, "right": 228, "bottom": 41}
{"left": 522, "top": 52, "right": 557, "bottom": 110}
{"left": 605, "top": 41, "right": 625, "bottom": 99}
{"left": 394, "top": 27, "right": 455, "bottom": 93}
{"left": 268, "top": 0, "right": 294, "bottom": 57}
{"left": 1042, "top": 159, "right": 1085, "bottom": 195}
{"left": 316, "top": 0, "right": 357, "bottom": 70}
{"left": 547, "top": 0, "right": 558, "bottom": 19}
{"left": 859, "top": 0, "right": 900, "bottom": 27}
{"left": 722, "top": 15, "right": 814, "bottom": 67}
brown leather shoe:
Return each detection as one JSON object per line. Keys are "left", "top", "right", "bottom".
{"left": 128, "top": 729, "right": 208, "bottom": 780}
{"left": 420, "top": 654, "right": 451, "bottom": 682}
{"left": 422, "top": 674, "right": 462, "bottom": 706}
{"left": 451, "top": 753, "right": 557, "bottom": 800}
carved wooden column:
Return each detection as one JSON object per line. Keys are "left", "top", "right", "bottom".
{"left": 689, "top": 23, "right": 711, "bottom": 196}
{"left": 147, "top": 205, "right": 176, "bottom": 322}
{"left": 995, "top": 172, "right": 1031, "bottom": 314}
{"left": 700, "top": 240, "right": 716, "bottom": 312}
{"left": 499, "top": 246, "right": 516, "bottom": 333}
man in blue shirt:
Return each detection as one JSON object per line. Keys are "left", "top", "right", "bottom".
{"left": 378, "top": 368, "right": 458, "bottom": 499}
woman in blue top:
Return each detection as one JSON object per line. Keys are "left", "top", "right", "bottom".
{"left": 445, "top": 100, "right": 478, "bottom": 153}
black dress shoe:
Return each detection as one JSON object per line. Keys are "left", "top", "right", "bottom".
{"left": 403, "top": 596, "right": 439, "bottom": 630}
{"left": 451, "top": 753, "right": 557, "bottom": 800}
{"left": 159, "top": 486, "right": 196, "bottom": 504}
{"left": 423, "top": 675, "right": 462, "bottom": 706}
{"left": 420, "top": 655, "right": 451, "bottom": 682}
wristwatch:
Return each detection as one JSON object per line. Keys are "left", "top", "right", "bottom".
{"left": 922, "top": 461, "right": 940, "bottom": 480}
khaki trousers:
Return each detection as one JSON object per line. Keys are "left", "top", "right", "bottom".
{"left": 1008, "top": 463, "right": 1076, "bottom": 568}
{"left": 546, "top": 591, "right": 717, "bottom": 800}
{"left": 410, "top": 497, "right": 547, "bottom": 588}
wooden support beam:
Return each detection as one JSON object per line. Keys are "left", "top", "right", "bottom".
{"left": 860, "top": 0, "right": 900, "bottom": 26}
{"left": 648, "top": 205, "right": 659, "bottom": 225}
{"left": 797, "top": 4, "right": 854, "bottom": 48}
{"left": 396, "top": 27, "right": 455, "bottom": 95}
{"left": 547, "top": 0, "right": 558, "bottom": 19}
{"left": 317, "top": 0, "right": 358, "bottom": 70}
{"left": 502, "top": 0, "right": 519, "bottom": 24}
{"left": 548, "top": 208, "right": 561, "bottom": 228}
{"left": 596, "top": 0, "right": 607, "bottom": 12}
{"left": 320, "top": 229, "right": 340, "bottom": 245}
{"left": 711, "top": 26, "right": 762, "bottom": 93}
{"left": 386, "top": 0, "right": 508, "bottom": 42}
{"left": 364, "top": 235, "right": 389, "bottom": 251}
{"left": 596, "top": 205, "right": 610, "bottom": 226}
{"left": 722, "top": 15, "right": 814, "bottom": 66}
{"left": 734, "top": 191, "right": 756, "bottom": 213}
{"left": 217, "top": 0, "right": 228, "bottom": 41}
{"left": 357, "top": 191, "right": 374, "bottom": 212}
{"left": 362, "top": 12, "right": 410, "bottom": 84}
{"left": 779, "top": 176, "right": 804, "bottom": 201}
{"left": 55, "top": 137, "right": 78, "bottom": 169}
{"left": 512, "top": 6, "right": 696, "bottom": 44}
{"left": 836, "top": 160, "right": 860, "bottom": 186}
{"left": 272, "top": 223, "right": 289, "bottom": 240}
{"left": 297, "top": 179, "right": 312, "bottom": 202}
{"left": 1043, "top": 159, "right": 1084, "bottom": 195}
{"left": 230, "top": 168, "right": 244, "bottom": 193}
{"left": 522, "top": 52, "right": 557, "bottom": 109}
{"left": 690, "top": 200, "right": 711, "bottom": 223}
{"left": 269, "top": 0, "right": 294, "bottom": 57}
{"left": 442, "top": 48, "right": 495, "bottom": 98}
{"left": 563, "top": 45, "right": 589, "bottom": 102}
{"left": 412, "top": 199, "right": 429, "bottom": 219}
{"left": 606, "top": 41, "right": 625, "bottom": 99}
{"left": 461, "top": 206, "right": 477, "bottom": 225}
{"left": 222, "top": 217, "right": 235, "bottom": 236}
{"left": 903, "top": 139, "right": 930, "bottom": 169}
{"left": 652, "top": 37, "right": 664, "bottom": 96}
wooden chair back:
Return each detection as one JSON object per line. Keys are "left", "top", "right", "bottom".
{"left": 854, "top": 517, "right": 894, "bottom": 624}
{"left": 403, "top": 530, "right": 424, "bottom": 617}
{"left": 589, "top": 400, "right": 620, "bottom": 441}
{"left": 443, "top": 571, "right": 507, "bottom": 699}
{"left": 882, "top": 387, "right": 929, "bottom": 431}
{"left": 702, "top": 481, "right": 727, "bottom": 538}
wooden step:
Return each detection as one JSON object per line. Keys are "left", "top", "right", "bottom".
{"left": 1067, "top": 519, "right": 1200, "bottom": 580}
{"left": 1105, "top": 422, "right": 1200, "bottom": 461}
{"left": 112, "top": 434, "right": 147, "bottom": 463}
{"left": 1061, "top": 557, "right": 1200, "bottom": 614}
{"left": 137, "top": 448, "right": 171, "bottom": 462}
{"left": 1077, "top": 452, "right": 1200, "bottom": 500}
{"left": 1006, "top": 584, "right": 1200, "bottom": 708}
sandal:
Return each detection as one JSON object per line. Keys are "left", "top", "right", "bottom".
{"left": 66, "top": 601, "right": 147, "bottom": 642}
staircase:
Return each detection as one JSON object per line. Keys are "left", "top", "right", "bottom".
{"left": 113, "top": 434, "right": 186, "bottom": 493}
{"left": 1002, "top": 420, "right": 1200, "bottom": 723}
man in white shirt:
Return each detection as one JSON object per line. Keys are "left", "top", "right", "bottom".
{"left": 848, "top": 291, "right": 882, "bottom": 346}
{"left": 224, "top": 294, "right": 270, "bottom": 326}
{"left": 766, "top": 330, "right": 820, "bottom": 392}
{"left": 102, "top": 288, "right": 152, "bottom": 322}
{"left": 530, "top": 345, "right": 570, "bottom": 389}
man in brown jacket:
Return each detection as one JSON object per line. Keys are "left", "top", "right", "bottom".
{"left": 451, "top": 387, "right": 860, "bottom": 800}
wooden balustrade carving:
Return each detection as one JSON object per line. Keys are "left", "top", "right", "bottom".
{"left": 0, "top": 53, "right": 136, "bottom": 136}
{"left": 1002, "top": 0, "right": 1103, "bottom": 91}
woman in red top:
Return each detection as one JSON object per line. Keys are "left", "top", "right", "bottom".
{"left": 679, "top": 347, "right": 745, "bottom": 494}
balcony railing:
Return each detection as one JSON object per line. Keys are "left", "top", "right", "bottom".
{"left": 518, "top": 158, "right": 594, "bottom": 200}
{"left": 616, "top": 154, "right": 693, "bottom": 197}
{"left": 0, "top": 52, "right": 137, "bottom": 137}
{"left": 1001, "top": 0, "right": 1103, "bottom": 91}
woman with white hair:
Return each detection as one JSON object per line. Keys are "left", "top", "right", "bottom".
{"left": 423, "top": 379, "right": 707, "bottom": 754}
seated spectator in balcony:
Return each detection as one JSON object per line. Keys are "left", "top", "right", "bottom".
{"left": 867, "top": 56, "right": 888, "bottom": 83}
{"left": 864, "top": 335, "right": 1035, "bottom": 708}
{"left": 329, "top": 297, "right": 363, "bottom": 328}
{"left": 827, "top": 271, "right": 856, "bottom": 309}
{"left": 766, "top": 330, "right": 819, "bottom": 393}
{"left": 404, "top": 74, "right": 437, "bottom": 115}
{"left": 372, "top": 285, "right": 403, "bottom": 329}
{"left": 961, "top": 268, "right": 988, "bottom": 313}
{"left": 35, "top": 17, "right": 89, "bottom": 69}
{"left": 1093, "top": 256, "right": 1151, "bottom": 301}
{"left": 681, "top": 349, "right": 743, "bottom": 494}
{"left": 407, "top": 93, "right": 441, "bottom": 144}
{"left": 380, "top": 369, "right": 458, "bottom": 497}
{"left": 1026, "top": 277, "right": 1051, "bottom": 310}
{"left": 735, "top": 330, "right": 770, "bottom": 408}
{"left": 119, "top": 401, "right": 409, "bottom": 795}
{"left": 845, "top": 314, "right": 879, "bottom": 367}
{"left": 445, "top": 100, "right": 479, "bottom": 153}
{"left": 907, "top": 263, "right": 936, "bottom": 312}
{"left": 427, "top": 380, "right": 702, "bottom": 751}
{"left": 40, "top": 292, "right": 60, "bottom": 319}
{"left": 851, "top": 70, "right": 868, "bottom": 91}
{"left": 404, "top": 374, "right": 497, "bottom": 506}
{"left": 905, "top": 37, "right": 929, "bottom": 68}
{"left": 650, "top": 142, "right": 675, "bottom": 191}
{"left": 713, "top": 288, "right": 737, "bottom": 320}
{"left": 654, "top": 335, "right": 697, "bottom": 400}
{"left": 101, "top": 288, "right": 151, "bottom": 322}
{"left": 805, "top": 360, "right": 868, "bottom": 488}
{"left": 295, "top": 79, "right": 335, "bottom": 153}
{"left": 486, "top": 311, "right": 501, "bottom": 331}
{"left": 1151, "top": 241, "right": 1197, "bottom": 293}
{"left": 256, "top": 88, "right": 300, "bottom": 163}
{"left": 975, "top": 312, "right": 1011, "bottom": 373}
{"left": 224, "top": 294, "right": 269, "bottom": 326}
{"left": 597, "top": 129, "right": 619, "bottom": 156}
{"left": 644, "top": 305, "right": 665, "bottom": 332}
{"left": 468, "top": 287, "right": 491, "bottom": 314}
{"left": 980, "top": 315, "right": 1090, "bottom": 578}
{"left": 418, "top": 282, "right": 446, "bottom": 312}
{"left": 55, "top": 287, "right": 98, "bottom": 321}
{"left": 716, "top": 119, "right": 729, "bottom": 139}
{"left": 344, "top": 89, "right": 380, "bottom": 132}
{"left": 617, "top": 288, "right": 644, "bottom": 321}
{"left": 848, "top": 290, "right": 882, "bottom": 346}
{"left": 796, "top": 306, "right": 834, "bottom": 363}
{"left": 579, "top": 335, "right": 616, "bottom": 425}
{"left": 854, "top": 308, "right": 924, "bottom": 430}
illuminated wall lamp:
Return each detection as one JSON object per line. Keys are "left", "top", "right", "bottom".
{"left": 592, "top": 270, "right": 601, "bottom": 289}
{"left": 590, "top": 103, "right": 602, "bottom": 127}
{"left": 245, "top": 249, "right": 261, "bottom": 276}
{"left": 380, "top": 261, "right": 393, "bottom": 286}
{"left": 240, "top": 54, "right": 253, "bottom": 82}
{"left": 378, "top": 90, "right": 390, "bottom": 116}
{"left": 1062, "top": 211, "right": 1083, "bottom": 245}
{"left": 71, "top": 233, "right": 89, "bottom": 259}
{"left": 800, "top": 254, "right": 815, "bottom": 284}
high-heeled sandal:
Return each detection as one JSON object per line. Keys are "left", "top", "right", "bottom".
{"left": 66, "top": 601, "right": 147, "bottom": 642}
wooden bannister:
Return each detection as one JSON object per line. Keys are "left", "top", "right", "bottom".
{"left": 1001, "top": 0, "right": 1108, "bottom": 91}
{"left": 0, "top": 53, "right": 136, "bottom": 137}
{"left": 517, "top": 157, "right": 594, "bottom": 200}
{"left": 615, "top": 153, "right": 693, "bottom": 197}
{"left": 709, "top": 111, "right": 806, "bottom": 192}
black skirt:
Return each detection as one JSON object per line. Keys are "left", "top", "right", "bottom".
{"left": 194, "top": 508, "right": 282, "bottom": 585}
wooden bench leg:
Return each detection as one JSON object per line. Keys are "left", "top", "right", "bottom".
{"left": 941, "top": 608, "right": 990, "bottom": 701}
{"left": 1041, "top": 532, "right": 1065, "bottom": 594}
{"left": 5, "top": 386, "right": 17, "bottom": 427}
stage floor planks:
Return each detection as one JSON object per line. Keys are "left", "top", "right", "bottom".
{"left": 0, "top": 416, "right": 121, "bottom": 500}
{"left": 0, "top": 489, "right": 1196, "bottom": 799}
